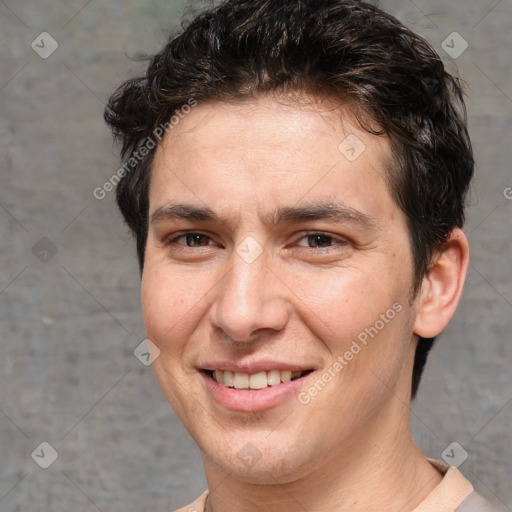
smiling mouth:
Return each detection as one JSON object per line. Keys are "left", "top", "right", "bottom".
{"left": 204, "top": 369, "right": 314, "bottom": 390}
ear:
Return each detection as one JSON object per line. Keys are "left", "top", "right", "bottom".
{"left": 413, "top": 228, "right": 470, "bottom": 338}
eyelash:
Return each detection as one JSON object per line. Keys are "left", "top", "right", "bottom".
{"left": 164, "top": 231, "right": 348, "bottom": 250}
{"left": 166, "top": 232, "right": 216, "bottom": 248}
{"left": 296, "top": 232, "right": 347, "bottom": 250}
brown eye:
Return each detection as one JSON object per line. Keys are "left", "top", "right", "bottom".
{"left": 184, "top": 233, "right": 210, "bottom": 246}
{"left": 294, "top": 232, "right": 349, "bottom": 253}
{"left": 166, "top": 232, "right": 214, "bottom": 247}
{"left": 306, "top": 234, "right": 333, "bottom": 248}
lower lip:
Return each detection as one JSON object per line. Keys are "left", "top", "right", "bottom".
{"left": 200, "top": 372, "right": 313, "bottom": 412}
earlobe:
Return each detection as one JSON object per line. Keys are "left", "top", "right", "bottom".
{"left": 413, "top": 228, "right": 470, "bottom": 338}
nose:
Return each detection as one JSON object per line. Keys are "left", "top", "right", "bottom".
{"left": 209, "top": 249, "right": 290, "bottom": 343}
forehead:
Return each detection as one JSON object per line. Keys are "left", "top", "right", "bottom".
{"left": 150, "top": 95, "right": 398, "bottom": 225}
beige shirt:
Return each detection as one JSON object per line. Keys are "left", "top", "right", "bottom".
{"left": 175, "top": 460, "right": 499, "bottom": 512}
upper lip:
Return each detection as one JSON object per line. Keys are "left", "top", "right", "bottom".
{"left": 199, "top": 360, "right": 316, "bottom": 374}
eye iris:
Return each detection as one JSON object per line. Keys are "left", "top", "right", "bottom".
{"left": 308, "top": 234, "right": 331, "bottom": 248}
{"left": 186, "top": 233, "right": 208, "bottom": 246}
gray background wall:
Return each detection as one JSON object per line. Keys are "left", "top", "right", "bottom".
{"left": 0, "top": 1, "right": 511, "bottom": 511}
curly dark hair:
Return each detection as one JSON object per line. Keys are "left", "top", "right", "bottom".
{"left": 104, "top": 0, "right": 474, "bottom": 399}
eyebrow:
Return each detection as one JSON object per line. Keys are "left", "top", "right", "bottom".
{"left": 267, "top": 203, "right": 376, "bottom": 228}
{"left": 150, "top": 203, "right": 222, "bottom": 225}
{"left": 150, "top": 202, "right": 376, "bottom": 229}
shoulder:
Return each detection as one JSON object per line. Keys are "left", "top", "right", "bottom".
{"left": 456, "top": 490, "right": 508, "bottom": 512}
{"left": 173, "top": 490, "right": 208, "bottom": 512}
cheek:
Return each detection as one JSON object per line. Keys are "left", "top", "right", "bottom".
{"left": 141, "top": 263, "right": 207, "bottom": 353}
{"left": 292, "top": 263, "right": 413, "bottom": 387}
{"left": 293, "top": 265, "right": 401, "bottom": 342}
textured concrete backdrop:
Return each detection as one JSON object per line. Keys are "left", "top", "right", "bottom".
{"left": 0, "top": 1, "right": 511, "bottom": 511}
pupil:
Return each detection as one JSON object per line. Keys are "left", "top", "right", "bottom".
{"left": 309, "top": 234, "right": 330, "bottom": 248}
{"left": 187, "top": 233, "right": 206, "bottom": 246}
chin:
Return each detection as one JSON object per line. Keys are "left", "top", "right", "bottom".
{"left": 199, "top": 430, "right": 323, "bottom": 485}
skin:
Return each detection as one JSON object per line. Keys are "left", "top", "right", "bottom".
{"left": 141, "top": 95, "right": 469, "bottom": 512}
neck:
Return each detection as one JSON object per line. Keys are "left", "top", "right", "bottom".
{"left": 203, "top": 403, "right": 442, "bottom": 512}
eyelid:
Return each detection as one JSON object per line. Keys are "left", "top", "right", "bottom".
{"left": 164, "top": 231, "right": 216, "bottom": 247}
{"left": 294, "top": 231, "right": 349, "bottom": 247}
{"left": 162, "top": 230, "right": 349, "bottom": 250}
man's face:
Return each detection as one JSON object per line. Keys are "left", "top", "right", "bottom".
{"left": 142, "top": 96, "right": 419, "bottom": 483}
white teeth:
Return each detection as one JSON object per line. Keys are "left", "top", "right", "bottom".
{"left": 233, "top": 372, "right": 249, "bottom": 389}
{"left": 249, "top": 371, "right": 267, "bottom": 389}
{"left": 224, "top": 371, "right": 234, "bottom": 387}
{"left": 211, "top": 369, "right": 307, "bottom": 389}
{"left": 267, "top": 369, "right": 281, "bottom": 386}
{"left": 281, "top": 370, "right": 292, "bottom": 383}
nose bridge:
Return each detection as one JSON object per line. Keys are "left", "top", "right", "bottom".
{"left": 229, "top": 256, "right": 264, "bottom": 310}
{"left": 211, "top": 250, "right": 288, "bottom": 341}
